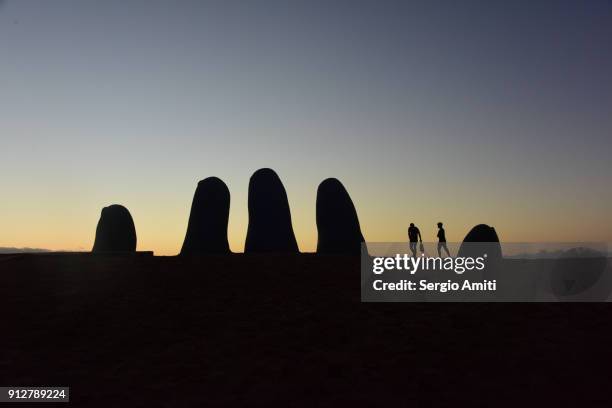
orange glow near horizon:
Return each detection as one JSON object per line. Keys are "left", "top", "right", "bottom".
{"left": 2, "top": 175, "right": 611, "bottom": 256}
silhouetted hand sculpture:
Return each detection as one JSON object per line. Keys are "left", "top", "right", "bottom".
{"left": 181, "top": 177, "right": 231, "bottom": 255}
{"left": 244, "top": 168, "right": 299, "bottom": 253}
{"left": 92, "top": 204, "right": 137, "bottom": 253}
{"left": 457, "top": 224, "right": 501, "bottom": 260}
{"left": 316, "top": 178, "right": 365, "bottom": 255}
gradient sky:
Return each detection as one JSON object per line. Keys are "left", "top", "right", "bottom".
{"left": 1, "top": 0, "right": 611, "bottom": 255}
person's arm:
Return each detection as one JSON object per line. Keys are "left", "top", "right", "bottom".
{"left": 418, "top": 229, "right": 422, "bottom": 242}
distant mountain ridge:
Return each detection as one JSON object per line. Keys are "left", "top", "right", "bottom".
{"left": 0, "top": 247, "right": 51, "bottom": 254}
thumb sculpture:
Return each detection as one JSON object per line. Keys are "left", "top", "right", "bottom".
{"left": 181, "top": 177, "right": 231, "bottom": 255}
{"left": 457, "top": 224, "right": 502, "bottom": 260}
{"left": 316, "top": 178, "right": 365, "bottom": 255}
{"left": 92, "top": 204, "right": 137, "bottom": 253}
{"left": 244, "top": 168, "right": 299, "bottom": 253}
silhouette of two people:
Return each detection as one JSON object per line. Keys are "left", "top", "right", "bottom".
{"left": 407, "top": 222, "right": 452, "bottom": 258}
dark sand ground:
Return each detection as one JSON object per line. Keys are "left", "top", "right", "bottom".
{"left": 1, "top": 254, "right": 611, "bottom": 407}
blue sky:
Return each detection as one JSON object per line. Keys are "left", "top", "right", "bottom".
{"left": 1, "top": 0, "right": 611, "bottom": 253}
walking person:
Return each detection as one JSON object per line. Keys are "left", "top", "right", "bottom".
{"left": 437, "top": 222, "right": 451, "bottom": 257}
{"left": 408, "top": 223, "right": 422, "bottom": 257}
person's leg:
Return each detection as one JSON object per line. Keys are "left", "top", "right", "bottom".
{"left": 410, "top": 242, "right": 416, "bottom": 257}
{"left": 437, "top": 242, "right": 442, "bottom": 257}
{"left": 443, "top": 243, "right": 451, "bottom": 257}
